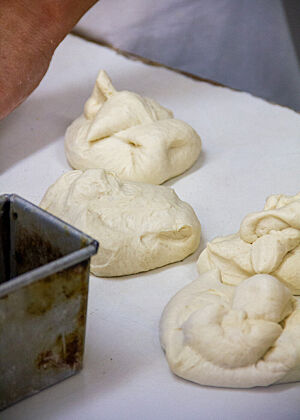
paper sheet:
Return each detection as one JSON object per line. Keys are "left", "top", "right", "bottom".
{"left": 1, "top": 34, "right": 300, "bottom": 420}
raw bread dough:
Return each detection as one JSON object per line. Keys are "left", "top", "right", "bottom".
{"left": 197, "top": 192, "right": 300, "bottom": 294}
{"left": 160, "top": 270, "right": 300, "bottom": 388}
{"left": 40, "top": 169, "right": 201, "bottom": 277}
{"left": 65, "top": 70, "right": 202, "bottom": 184}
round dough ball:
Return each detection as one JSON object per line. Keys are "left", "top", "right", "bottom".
{"left": 65, "top": 70, "right": 202, "bottom": 184}
{"left": 160, "top": 270, "right": 300, "bottom": 388}
{"left": 40, "top": 169, "right": 201, "bottom": 277}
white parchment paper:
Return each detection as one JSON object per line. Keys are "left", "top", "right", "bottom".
{"left": 1, "top": 34, "right": 300, "bottom": 420}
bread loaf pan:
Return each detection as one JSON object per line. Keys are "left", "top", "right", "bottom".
{"left": 0, "top": 194, "right": 98, "bottom": 410}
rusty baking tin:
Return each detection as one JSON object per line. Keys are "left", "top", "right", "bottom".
{"left": 0, "top": 194, "right": 98, "bottom": 411}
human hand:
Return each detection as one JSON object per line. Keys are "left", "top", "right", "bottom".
{"left": 0, "top": 0, "right": 98, "bottom": 120}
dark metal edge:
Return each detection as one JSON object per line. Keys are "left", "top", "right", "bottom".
{"left": 0, "top": 244, "right": 96, "bottom": 297}
{"left": 0, "top": 194, "right": 99, "bottom": 297}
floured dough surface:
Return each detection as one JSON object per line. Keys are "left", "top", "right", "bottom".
{"left": 40, "top": 169, "right": 201, "bottom": 277}
{"left": 160, "top": 270, "right": 300, "bottom": 388}
{"left": 65, "top": 70, "right": 202, "bottom": 184}
{"left": 197, "top": 192, "right": 300, "bottom": 294}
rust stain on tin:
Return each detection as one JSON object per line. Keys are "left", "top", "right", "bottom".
{"left": 26, "top": 285, "right": 55, "bottom": 315}
{"left": 36, "top": 332, "right": 83, "bottom": 370}
{"left": 25, "top": 261, "right": 88, "bottom": 316}
{"left": 34, "top": 260, "right": 88, "bottom": 371}
{"left": 64, "top": 333, "right": 83, "bottom": 367}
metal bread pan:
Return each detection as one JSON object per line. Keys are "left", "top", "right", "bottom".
{"left": 0, "top": 194, "right": 98, "bottom": 410}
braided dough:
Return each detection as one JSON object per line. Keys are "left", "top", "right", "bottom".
{"left": 160, "top": 270, "right": 300, "bottom": 388}
{"left": 40, "top": 169, "right": 201, "bottom": 277}
{"left": 197, "top": 192, "right": 300, "bottom": 294}
{"left": 65, "top": 70, "right": 202, "bottom": 184}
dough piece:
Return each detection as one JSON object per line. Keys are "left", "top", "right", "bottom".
{"left": 160, "top": 271, "right": 300, "bottom": 388}
{"left": 40, "top": 169, "right": 201, "bottom": 277}
{"left": 197, "top": 192, "right": 300, "bottom": 294}
{"left": 65, "top": 70, "right": 202, "bottom": 184}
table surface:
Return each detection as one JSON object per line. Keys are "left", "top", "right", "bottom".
{"left": 1, "top": 34, "right": 300, "bottom": 420}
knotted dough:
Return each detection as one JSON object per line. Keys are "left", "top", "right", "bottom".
{"left": 40, "top": 169, "right": 201, "bottom": 277}
{"left": 197, "top": 192, "right": 300, "bottom": 294}
{"left": 160, "top": 270, "right": 300, "bottom": 388}
{"left": 65, "top": 70, "right": 202, "bottom": 184}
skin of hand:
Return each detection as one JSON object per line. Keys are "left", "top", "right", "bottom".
{"left": 0, "top": 0, "right": 98, "bottom": 120}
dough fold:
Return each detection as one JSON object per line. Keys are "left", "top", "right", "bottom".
{"left": 160, "top": 271, "right": 300, "bottom": 388}
{"left": 197, "top": 192, "right": 300, "bottom": 294}
{"left": 40, "top": 169, "right": 201, "bottom": 277}
{"left": 65, "top": 70, "right": 202, "bottom": 184}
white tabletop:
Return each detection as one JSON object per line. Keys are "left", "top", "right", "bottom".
{"left": 1, "top": 34, "right": 300, "bottom": 420}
